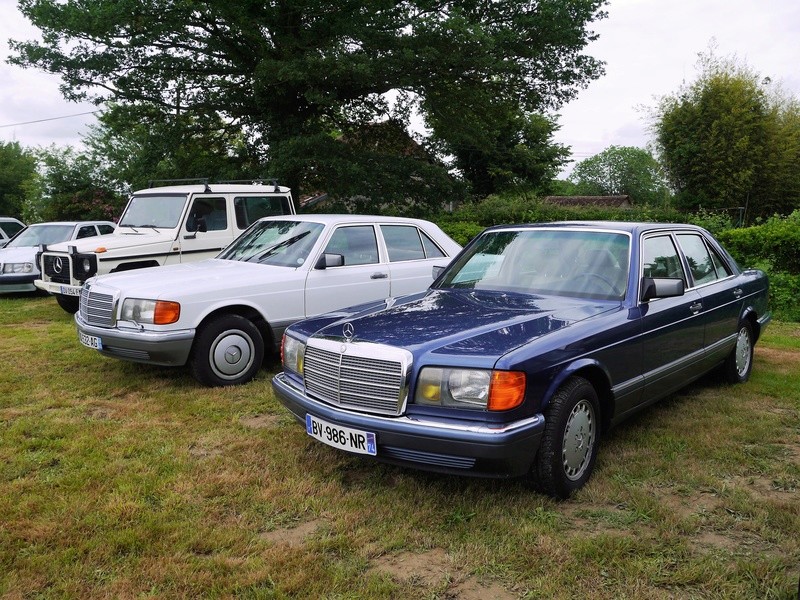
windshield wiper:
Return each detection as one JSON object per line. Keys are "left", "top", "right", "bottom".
{"left": 251, "top": 231, "right": 311, "bottom": 263}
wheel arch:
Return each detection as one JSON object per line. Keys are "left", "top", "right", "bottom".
{"left": 740, "top": 306, "right": 761, "bottom": 343}
{"left": 543, "top": 360, "right": 615, "bottom": 433}
{"left": 193, "top": 304, "right": 275, "bottom": 355}
{"left": 110, "top": 260, "right": 160, "bottom": 273}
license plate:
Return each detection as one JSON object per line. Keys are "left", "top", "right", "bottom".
{"left": 60, "top": 285, "right": 81, "bottom": 296}
{"left": 305, "top": 414, "right": 376, "bottom": 456}
{"left": 79, "top": 332, "right": 102, "bottom": 350}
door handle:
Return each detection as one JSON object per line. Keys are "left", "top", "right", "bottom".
{"left": 733, "top": 288, "right": 743, "bottom": 298}
{"left": 689, "top": 302, "right": 703, "bottom": 314}
{"left": 371, "top": 272, "right": 388, "bottom": 279}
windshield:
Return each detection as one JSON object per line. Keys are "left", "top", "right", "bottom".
{"left": 7, "top": 224, "right": 75, "bottom": 247}
{"left": 435, "top": 228, "right": 631, "bottom": 300}
{"left": 118, "top": 194, "right": 187, "bottom": 228}
{"left": 218, "top": 220, "right": 324, "bottom": 267}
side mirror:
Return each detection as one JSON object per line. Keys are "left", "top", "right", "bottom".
{"left": 641, "top": 277, "right": 685, "bottom": 302}
{"left": 432, "top": 265, "right": 445, "bottom": 280}
{"left": 315, "top": 253, "right": 345, "bottom": 269}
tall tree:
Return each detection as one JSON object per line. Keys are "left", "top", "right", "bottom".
{"left": 652, "top": 49, "right": 800, "bottom": 221}
{"left": 0, "top": 141, "right": 37, "bottom": 219}
{"left": 568, "top": 145, "right": 670, "bottom": 205}
{"left": 11, "top": 0, "right": 607, "bottom": 207}
{"left": 32, "top": 146, "right": 125, "bottom": 222}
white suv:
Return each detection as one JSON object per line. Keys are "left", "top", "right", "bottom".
{"left": 35, "top": 181, "right": 295, "bottom": 312}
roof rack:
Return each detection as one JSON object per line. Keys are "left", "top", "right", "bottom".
{"left": 147, "top": 178, "right": 210, "bottom": 188}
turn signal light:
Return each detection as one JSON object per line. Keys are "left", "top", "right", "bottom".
{"left": 488, "top": 371, "right": 526, "bottom": 411}
{"left": 153, "top": 301, "right": 181, "bottom": 324}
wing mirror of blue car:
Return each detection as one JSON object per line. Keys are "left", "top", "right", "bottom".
{"left": 641, "top": 277, "right": 685, "bottom": 302}
{"left": 315, "top": 253, "right": 345, "bottom": 269}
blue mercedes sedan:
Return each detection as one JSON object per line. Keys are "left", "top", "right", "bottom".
{"left": 272, "top": 222, "right": 771, "bottom": 498}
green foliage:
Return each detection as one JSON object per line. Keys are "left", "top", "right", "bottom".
{"left": 85, "top": 104, "right": 262, "bottom": 191}
{"left": 11, "top": 0, "right": 607, "bottom": 208}
{"left": 438, "top": 221, "right": 485, "bottom": 246}
{"left": 652, "top": 48, "right": 800, "bottom": 222}
{"left": 717, "top": 212, "right": 800, "bottom": 274}
{"left": 31, "top": 146, "right": 126, "bottom": 222}
{"left": 0, "top": 142, "right": 37, "bottom": 219}
{"left": 568, "top": 145, "right": 671, "bottom": 205}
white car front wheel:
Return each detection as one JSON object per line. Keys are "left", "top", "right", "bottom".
{"left": 191, "top": 314, "right": 264, "bottom": 386}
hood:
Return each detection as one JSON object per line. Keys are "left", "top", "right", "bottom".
{"left": 311, "top": 289, "right": 618, "bottom": 359}
{"left": 0, "top": 246, "right": 38, "bottom": 264}
{"left": 43, "top": 228, "right": 173, "bottom": 254}
{"left": 88, "top": 258, "right": 298, "bottom": 299}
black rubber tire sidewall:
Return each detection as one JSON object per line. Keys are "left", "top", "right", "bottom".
{"left": 533, "top": 376, "right": 600, "bottom": 499}
{"left": 55, "top": 294, "right": 79, "bottom": 314}
{"left": 724, "top": 320, "right": 754, "bottom": 384}
{"left": 190, "top": 314, "right": 264, "bottom": 387}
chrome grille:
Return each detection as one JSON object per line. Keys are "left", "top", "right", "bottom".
{"left": 80, "top": 287, "right": 116, "bottom": 327}
{"left": 42, "top": 254, "right": 71, "bottom": 284}
{"left": 303, "top": 339, "right": 411, "bottom": 416}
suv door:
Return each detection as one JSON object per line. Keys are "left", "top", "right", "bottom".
{"left": 180, "top": 195, "right": 236, "bottom": 260}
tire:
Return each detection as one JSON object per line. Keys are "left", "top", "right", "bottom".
{"left": 532, "top": 376, "right": 600, "bottom": 499}
{"left": 723, "top": 320, "right": 754, "bottom": 384}
{"left": 190, "top": 314, "right": 264, "bottom": 387}
{"left": 55, "top": 294, "right": 79, "bottom": 314}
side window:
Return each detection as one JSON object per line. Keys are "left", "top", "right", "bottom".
{"left": 76, "top": 225, "right": 97, "bottom": 239}
{"left": 234, "top": 196, "right": 292, "bottom": 229}
{"left": 421, "top": 231, "right": 446, "bottom": 258}
{"left": 97, "top": 224, "right": 115, "bottom": 235}
{"left": 324, "top": 226, "right": 379, "bottom": 266}
{"left": 677, "top": 234, "right": 719, "bottom": 286}
{"left": 381, "top": 225, "right": 426, "bottom": 261}
{"left": 0, "top": 221, "right": 24, "bottom": 237}
{"left": 187, "top": 197, "right": 227, "bottom": 232}
{"left": 642, "top": 235, "right": 685, "bottom": 282}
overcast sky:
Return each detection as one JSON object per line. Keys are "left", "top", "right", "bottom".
{"left": 2, "top": 0, "right": 799, "bottom": 175}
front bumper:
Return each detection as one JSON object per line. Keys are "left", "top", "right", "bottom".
{"left": 0, "top": 273, "right": 38, "bottom": 293}
{"left": 34, "top": 279, "right": 82, "bottom": 297}
{"left": 75, "top": 313, "right": 196, "bottom": 366}
{"left": 272, "top": 372, "right": 545, "bottom": 478}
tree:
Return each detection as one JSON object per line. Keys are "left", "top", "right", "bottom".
{"left": 568, "top": 145, "right": 670, "bottom": 205}
{"left": 85, "top": 104, "right": 262, "bottom": 191}
{"left": 11, "top": 0, "right": 607, "bottom": 208}
{"left": 652, "top": 48, "right": 800, "bottom": 221}
{"left": 32, "top": 146, "right": 125, "bottom": 222}
{"left": 0, "top": 141, "right": 37, "bottom": 219}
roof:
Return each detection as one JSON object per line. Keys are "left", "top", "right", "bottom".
{"left": 133, "top": 184, "right": 292, "bottom": 195}
{"left": 255, "top": 214, "right": 441, "bottom": 227}
{"left": 484, "top": 221, "right": 706, "bottom": 235}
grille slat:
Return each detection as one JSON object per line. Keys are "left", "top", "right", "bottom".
{"left": 80, "top": 287, "right": 115, "bottom": 327}
{"left": 303, "top": 339, "right": 410, "bottom": 416}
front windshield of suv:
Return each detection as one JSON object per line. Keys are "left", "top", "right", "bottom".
{"left": 7, "top": 224, "right": 74, "bottom": 247}
{"left": 118, "top": 194, "right": 187, "bottom": 228}
{"left": 435, "top": 228, "right": 631, "bottom": 300}
{"left": 217, "top": 220, "right": 324, "bottom": 267}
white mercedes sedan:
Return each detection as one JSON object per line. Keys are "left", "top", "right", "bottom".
{"left": 75, "top": 214, "right": 460, "bottom": 386}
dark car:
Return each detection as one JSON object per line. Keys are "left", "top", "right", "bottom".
{"left": 272, "top": 222, "right": 771, "bottom": 498}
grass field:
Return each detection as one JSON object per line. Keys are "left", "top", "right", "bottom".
{"left": 1, "top": 295, "right": 798, "bottom": 599}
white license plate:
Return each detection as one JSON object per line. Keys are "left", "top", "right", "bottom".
{"left": 60, "top": 285, "right": 81, "bottom": 296}
{"left": 305, "top": 414, "right": 376, "bottom": 456}
{"left": 79, "top": 332, "right": 102, "bottom": 350}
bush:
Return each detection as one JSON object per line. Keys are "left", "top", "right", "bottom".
{"left": 718, "top": 212, "right": 800, "bottom": 274}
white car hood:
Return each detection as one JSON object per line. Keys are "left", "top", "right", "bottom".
{"left": 90, "top": 259, "right": 302, "bottom": 299}
{"left": 44, "top": 229, "right": 173, "bottom": 254}
{"left": 0, "top": 246, "right": 38, "bottom": 263}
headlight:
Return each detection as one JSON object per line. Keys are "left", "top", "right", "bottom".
{"left": 81, "top": 258, "right": 92, "bottom": 273}
{"left": 415, "top": 367, "right": 526, "bottom": 411}
{"left": 2, "top": 262, "right": 33, "bottom": 274}
{"left": 120, "top": 298, "right": 180, "bottom": 325}
{"left": 282, "top": 334, "right": 305, "bottom": 375}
